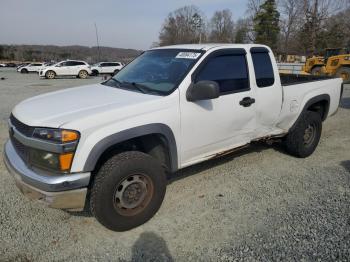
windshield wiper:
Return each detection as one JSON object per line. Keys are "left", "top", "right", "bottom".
{"left": 107, "top": 78, "right": 122, "bottom": 87}
{"left": 121, "top": 81, "right": 148, "bottom": 94}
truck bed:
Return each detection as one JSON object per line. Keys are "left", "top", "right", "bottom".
{"left": 280, "top": 74, "right": 335, "bottom": 86}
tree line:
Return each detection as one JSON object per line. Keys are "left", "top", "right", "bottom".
{"left": 0, "top": 45, "right": 141, "bottom": 63}
{"left": 157, "top": 0, "right": 350, "bottom": 58}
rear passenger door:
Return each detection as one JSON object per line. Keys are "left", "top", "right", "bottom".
{"left": 99, "top": 63, "right": 108, "bottom": 73}
{"left": 180, "top": 48, "right": 257, "bottom": 166}
{"left": 249, "top": 47, "right": 283, "bottom": 137}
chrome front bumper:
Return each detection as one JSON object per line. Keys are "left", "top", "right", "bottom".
{"left": 3, "top": 140, "right": 91, "bottom": 211}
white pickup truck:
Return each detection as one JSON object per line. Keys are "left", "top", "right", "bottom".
{"left": 4, "top": 44, "right": 343, "bottom": 231}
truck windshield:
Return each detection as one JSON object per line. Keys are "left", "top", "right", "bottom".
{"left": 103, "top": 49, "right": 204, "bottom": 95}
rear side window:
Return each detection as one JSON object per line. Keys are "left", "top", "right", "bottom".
{"left": 196, "top": 54, "right": 249, "bottom": 94}
{"left": 251, "top": 48, "right": 274, "bottom": 87}
{"left": 65, "top": 61, "right": 76, "bottom": 66}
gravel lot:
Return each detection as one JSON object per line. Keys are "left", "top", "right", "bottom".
{"left": 0, "top": 68, "right": 349, "bottom": 261}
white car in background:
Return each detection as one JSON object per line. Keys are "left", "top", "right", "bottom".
{"left": 17, "top": 63, "right": 44, "bottom": 73}
{"left": 39, "top": 60, "right": 92, "bottom": 79}
{"left": 91, "top": 62, "right": 124, "bottom": 76}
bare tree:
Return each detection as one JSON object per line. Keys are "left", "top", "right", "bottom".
{"left": 234, "top": 18, "right": 251, "bottom": 43}
{"left": 159, "top": 6, "right": 206, "bottom": 46}
{"left": 209, "top": 9, "right": 235, "bottom": 42}
{"left": 279, "top": 0, "right": 304, "bottom": 54}
{"left": 300, "top": 0, "right": 347, "bottom": 54}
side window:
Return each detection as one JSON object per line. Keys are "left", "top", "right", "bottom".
{"left": 196, "top": 54, "right": 249, "bottom": 94}
{"left": 65, "top": 61, "right": 76, "bottom": 66}
{"left": 100, "top": 63, "right": 107, "bottom": 67}
{"left": 251, "top": 49, "right": 275, "bottom": 87}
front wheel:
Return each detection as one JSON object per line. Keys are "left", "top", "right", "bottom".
{"left": 45, "top": 70, "right": 56, "bottom": 79}
{"left": 21, "top": 68, "right": 28, "bottom": 74}
{"left": 91, "top": 69, "right": 99, "bottom": 76}
{"left": 285, "top": 111, "right": 322, "bottom": 158}
{"left": 90, "top": 151, "right": 167, "bottom": 231}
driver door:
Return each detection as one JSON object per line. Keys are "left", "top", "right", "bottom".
{"left": 179, "top": 49, "right": 256, "bottom": 166}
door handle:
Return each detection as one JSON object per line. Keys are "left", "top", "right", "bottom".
{"left": 239, "top": 97, "right": 255, "bottom": 107}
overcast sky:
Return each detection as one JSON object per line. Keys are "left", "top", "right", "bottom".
{"left": 0, "top": 0, "right": 247, "bottom": 50}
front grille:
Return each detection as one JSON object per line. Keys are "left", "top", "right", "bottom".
{"left": 9, "top": 114, "right": 33, "bottom": 163}
{"left": 10, "top": 135, "right": 29, "bottom": 163}
{"left": 10, "top": 114, "right": 35, "bottom": 137}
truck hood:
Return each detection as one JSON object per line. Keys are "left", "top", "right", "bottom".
{"left": 12, "top": 83, "right": 162, "bottom": 128}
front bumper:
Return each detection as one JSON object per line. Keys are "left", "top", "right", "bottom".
{"left": 3, "top": 140, "right": 90, "bottom": 211}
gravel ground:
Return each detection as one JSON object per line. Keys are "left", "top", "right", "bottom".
{"left": 0, "top": 68, "right": 349, "bottom": 261}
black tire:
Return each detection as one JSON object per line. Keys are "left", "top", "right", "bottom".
{"left": 21, "top": 68, "right": 28, "bottom": 74}
{"left": 113, "top": 69, "right": 120, "bottom": 76}
{"left": 336, "top": 67, "right": 350, "bottom": 83}
{"left": 311, "top": 66, "right": 323, "bottom": 76}
{"left": 285, "top": 111, "right": 322, "bottom": 158}
{"left": 92, "top": 69, "right": 99, "bottom": 76}
{"left": 90, "top": 151, "right": 167, "bottom": 231}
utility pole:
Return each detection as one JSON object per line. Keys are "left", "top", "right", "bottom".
{"left": 94, "top": 22, "right": 101, "bottom": 62}
{"left": 191, "top": 13, "right": 203, "bottom": 44}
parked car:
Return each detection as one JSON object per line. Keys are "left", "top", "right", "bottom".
{"left": 0, "top": 63, "right": 5, "bottom": 67}
{"left": 39, "top": 60, "right": 91, "bottom": 79}
{"left": 4, "top": 44, "right": 343, "bottom": 231}
{"left": 5, "top": 63, "right": 17, "bottom": 67}
{"left": 91, "top": 62, "right": 124, "bottom": 76}
{"left": 16, "top": 63, "right": 30, "bottom": 70}
{"left": 17, "top": 63, "right": 44, "bottom": 73}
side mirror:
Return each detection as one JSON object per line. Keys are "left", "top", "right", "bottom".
{"left": 186, "top": 80, "right": 220, "bottom": 102}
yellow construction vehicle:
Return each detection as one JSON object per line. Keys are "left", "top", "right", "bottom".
{"left": 302, "top": 48, "right": 350, "bottom": 82}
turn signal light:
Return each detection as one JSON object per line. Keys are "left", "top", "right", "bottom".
{"left": 59, "top": 153, "right": 74, "bottom": 171}
{"left": 62, "top": 130, "right": 79, "bottom": 142}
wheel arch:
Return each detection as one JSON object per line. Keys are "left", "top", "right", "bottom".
{"left": 289, "top": 94, "right": 330, "bottom": 132}
{"left": 83, "top": 123, "right": 178, "bottom": 173}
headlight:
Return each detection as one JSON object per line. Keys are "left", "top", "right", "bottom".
{"left": 30, "top": 128, "right": 79, "bottom": 172}
{"left": 33, "top": 128, "right": 79, "bottom": 143}
{"left": 29, "top": 148, "right": 74, "bottom": 172}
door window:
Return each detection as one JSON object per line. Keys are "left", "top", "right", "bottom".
{"left": 251, "top": 48, "right": 275, "bottom": 87}
{"left": 196, "top": 53, "right": 249, "bottom": 94}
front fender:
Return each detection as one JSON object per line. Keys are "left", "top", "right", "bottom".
{"left": 82, "top": 123, "right": 178, "bottom": 173}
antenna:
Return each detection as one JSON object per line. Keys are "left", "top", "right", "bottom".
{"left": 94, "top": 22, "right": 101, "bottom": 62}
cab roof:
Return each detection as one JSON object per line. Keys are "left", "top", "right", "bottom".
{"left": 152, "top": 43, "right": 269, "bottom": 51}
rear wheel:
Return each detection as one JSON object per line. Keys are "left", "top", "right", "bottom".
{"left": 45, "top": 70, "right": 56, "bottom": 79}
{"left": 336, "top": 67, "right": 350, "bottom": 83}
{"left": 311, "top": 66, "right": 322, "bottom": 76}
{"left": 78, "top": 70, "right": 88, "bottom": 79}
{"left": 113, "top": 69, "right": 120, "bottom": 76}
{"left": 285, "top": 111, "right": 322, "bottom": 158}
{"left": 90, "top": 151, "right": 167, "bottom": 231}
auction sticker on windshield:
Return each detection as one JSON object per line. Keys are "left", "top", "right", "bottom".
{"left": 175, "top": 52, "right": 201, "bottom": 59}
